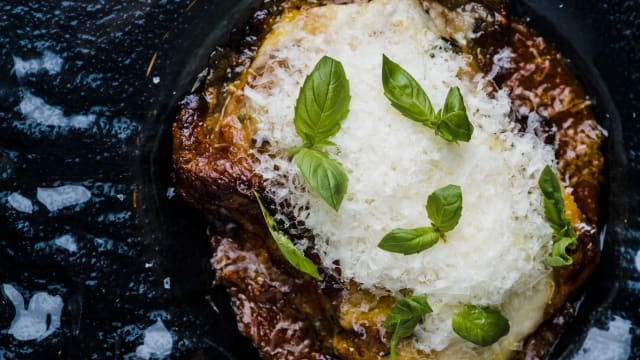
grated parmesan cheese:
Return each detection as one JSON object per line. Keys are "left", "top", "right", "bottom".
{"left": 242, "top": 0, "right": 556, "bottom": 355}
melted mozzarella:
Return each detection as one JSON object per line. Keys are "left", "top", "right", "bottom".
{"left": 243, "top": 0, "right": 555, "bottom": 355}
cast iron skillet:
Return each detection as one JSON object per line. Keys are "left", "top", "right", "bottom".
{"left": 0, "top": 0, "right": 638, "bottom": 358}
{"left": 150, "top": 0, "right": 638, "bottom": 357}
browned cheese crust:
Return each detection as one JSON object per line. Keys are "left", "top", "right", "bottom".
{"left": 172, "top": 1, "right": 603, "bottom": 359}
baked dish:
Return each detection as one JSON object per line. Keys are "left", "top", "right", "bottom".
{"left": 172, "top": 0, "right": 604, "bottom": 358}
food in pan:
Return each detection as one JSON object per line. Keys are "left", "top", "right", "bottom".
{"left": 172, "top": 0, "right": 603, "bottom": 358}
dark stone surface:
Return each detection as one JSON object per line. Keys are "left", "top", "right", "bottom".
{"left": 0, "top": 0, "right": 637, "bottom": 358}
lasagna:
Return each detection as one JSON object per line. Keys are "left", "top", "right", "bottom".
{"left": 172, "top": 0, "right": 604, "bottom": 359}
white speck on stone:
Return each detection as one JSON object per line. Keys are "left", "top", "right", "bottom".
{"left": 12, "top": 51, "right": 63, "bottom": 78}
{"left": 163, "top": 277, "right": 171, "bottom": 289}
{"left": 7, "top": 192, "right": 33, "bottom": 213}
{"left": 53, "top": 234, "right": 77, "bottom": 252}
{"left": 0, "top": 349, "right": 15, "bottom": 359}
{"left": 37, "top": 185, "right": 91, "bottom": 212}
{"left": 135, "top": 319, "right": 173, "bottom": 359}
{"left": 597, "top": 124, "right": 609, "bottom": 138}
{"left": 206, "top": 296, "right": 220, "bottom": 314}
{"left": 93, "top": 237, "right": 114, "bottom": 251}
{"left": 116, "top": 193, "right": 125, "bottom": 201}
{"left": 145, "top": 262, "right": 153, "bottom": 269}
{"left": 573, "top": 316, "right": 632, "bottom": 360}
{"left": 2, "top": 284, "right": 63, "bottom": 341}
{"left": 152, "top": 76, "right": 160, "bottom": 84}
{"left": 165, "top": 187, "right": 175, "bottom": 199}
{"left": 20, "top": 92, "right": 95, "bottom": 128}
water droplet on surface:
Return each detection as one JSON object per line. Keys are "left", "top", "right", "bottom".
{"left": 573, "top": 316, "right": 632, "bottom": 360}
{"left": 165, "top": 187, "right": 175, "bottom": 199}
{"left": 12, "top": 51, "right": 63, "bottom": 78}
{"left": 7, "top": 192, "right": 33, "bottom": 214}
{"left": 37, "top": 185, "right": 91, "bottom": 211}
{"left": 135, "top": 319, "right": 173, "bottom": 359}
{"left": 54, "top": 234, "right": 78, "bottom": 252}
{"left": 2, "top": 284, "right": 64, "bottom": 341}
{"left": 19, "top": 92, "right": 96, "bottom": 128}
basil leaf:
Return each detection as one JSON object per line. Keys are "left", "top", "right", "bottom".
{"left": 442, "top": 86, "right": 467, "bottom": 116}
{"left": 542, "top": 197, "right": 571, "bottom": 235}
{"left": 538, "top": 165, "right": 568, "bottom": 231}
{"left": 381, "top": 54, "right": 437, "bottom": 128}
{"left": 294, "top": 147, "right": 348, "bottom": 211}
{"left": 436, "top": 86, "right": 474, "bottom": 142}
{"left": 538, "top": 165, "right": 577, "bottom": 267}
{"left": 452, "top": 305, "right": 510, "bottom": 346}
{"left": 255, "top": 193, "right": 321, "bottom": 280}
{"left": 538, "top": 165, "right": 563, "bottom": 201}
{"left": 384, "top": 295, "right": 433, "bottom": 326}
{"left": 426, "top": 184, "right": 463, "bottom": 233}
{"left": 294, "top": 56, "right": 351, "bottom": 146}
{"left": 545, "top": 236, "right": 577, "bottom": 266}
{"left": 377, "top": 227, "right": 440, "bottom": 255}
{"left": 384, "top": 295, "right": 433, "bottom": 360}
{"left": 539, "top": 165, "right": 576, "bottom": 237}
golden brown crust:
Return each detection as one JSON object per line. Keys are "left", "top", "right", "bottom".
{"left": 211, "top": 226, "right": 339, "bottom": 359}
{"left": 172, "top": 91, "right": 263, "bottom": 224}
{"left": 333, "top": 286, "right": 393, "bottom": 360}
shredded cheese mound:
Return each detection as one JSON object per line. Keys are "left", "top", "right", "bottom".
{"left": 242, "top": 0, "right": 556, "bottom": 355}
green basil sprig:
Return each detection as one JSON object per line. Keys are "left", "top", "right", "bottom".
{"left": 291, "top": 56, "right": 351, "bottom": 211}
{"left": 383, "top": 295, "right": 433, "bottom": 360}
{"left": 381, "top": 54, "right": 473, "bottom": 142}
{"left": 255, "top": 192, "right": 321, "bottom": 280}
{"left": 426, "top": 184, "right": 464, "bottom": 233}
{"left": 452, "top": 305, "right": 510, "bottom": 346}
{"left": 538, "top": 165, "right": 577, "bottom": 266}
{"left": 378, "top": 185, "right": 463, "bottom": 254}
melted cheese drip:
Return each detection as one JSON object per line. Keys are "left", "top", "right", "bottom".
{"left": 243, "top": 0, "right": 555, "bottom": 356}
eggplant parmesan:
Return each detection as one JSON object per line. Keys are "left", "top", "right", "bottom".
{"left": 172, "top": 0, "right": 603, "bottom": 359}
